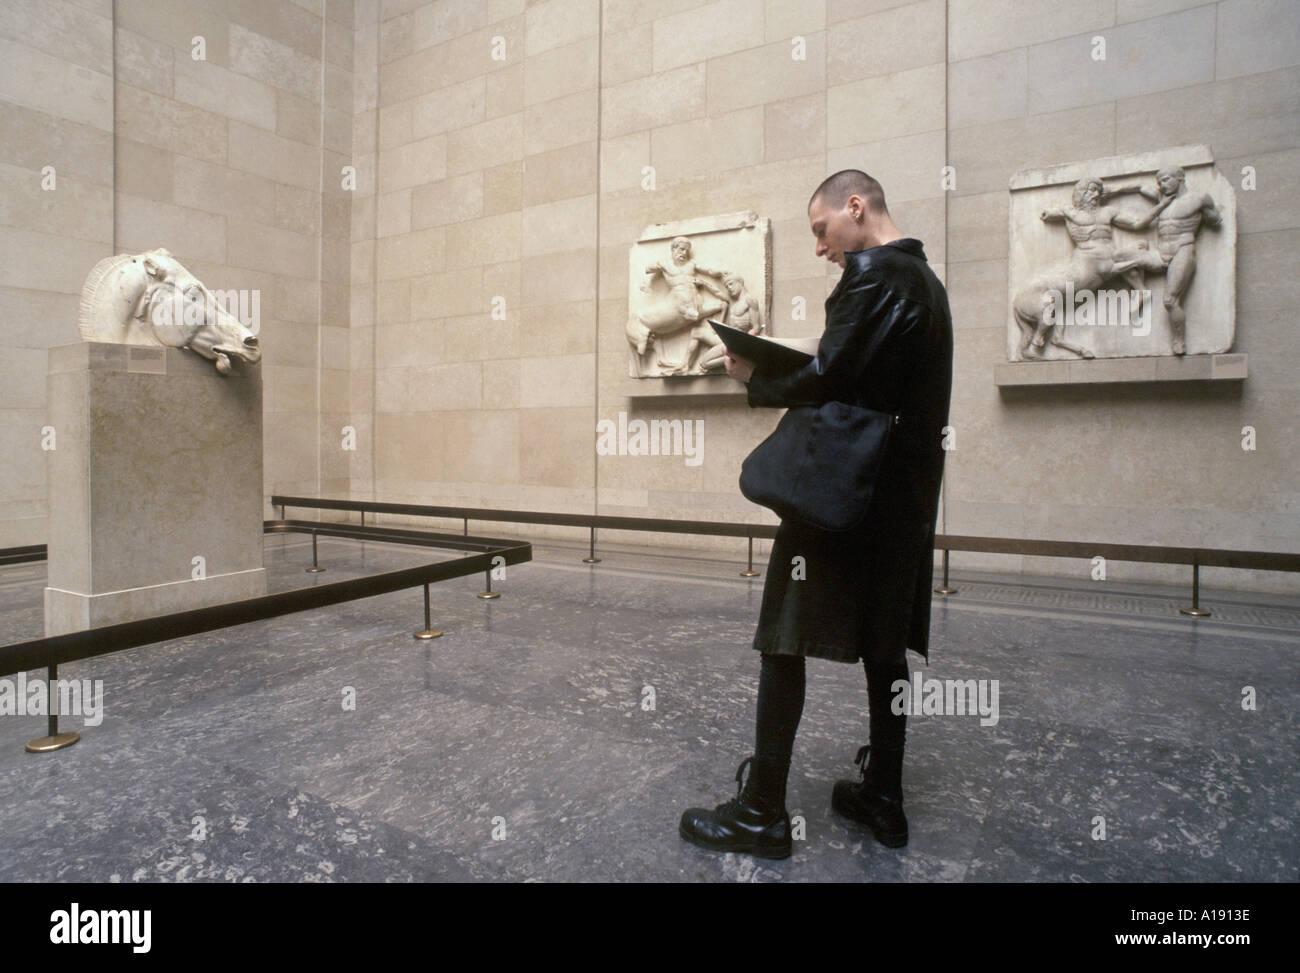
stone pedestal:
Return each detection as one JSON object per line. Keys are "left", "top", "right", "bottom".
{"left": 44, "top": 342, "right": 265, "bottom": 635}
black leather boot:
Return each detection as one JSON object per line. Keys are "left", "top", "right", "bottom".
{"left": 832, "top": 744, "right": 908, "bottom": 848}
{"left": 679, "top": 756, "right": 793, "bottom": 859}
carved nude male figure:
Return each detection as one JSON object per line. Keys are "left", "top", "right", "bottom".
{"left": 1125, "top": 166, "right": 1222, "bottom": 354}
{"left": 691, "top": 273, "right": 763, "bottom": 374}
{"left": 643, "top": 236, "right": 729, "bottom": 324}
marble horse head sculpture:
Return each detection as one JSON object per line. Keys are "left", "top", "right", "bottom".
{"left": 78, "top": 248, "right": 261, "bottom": 374}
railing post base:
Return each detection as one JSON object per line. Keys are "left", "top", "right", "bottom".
{"left": 582, "top": 526, "right": 601, "bottom": 564}
{"left": 740, "top": 535, "right": 759, "bottom": 577}
{"left": 26, "top": 666, "right": 80, "bottom": 752}
{"left": 305, "top": 529, "right": 326, "bottom": 573}
{"left": 934, "top": 549, "right": 958, "bottom": 595}
{"left": 25, "top": 732, "right": 79, "bottom": 754}
{"left": 413, "top": 583, "right": 444, "bottom": 640}
{"left": 1179, "top": 562, "right": 1211, "bottom": 617}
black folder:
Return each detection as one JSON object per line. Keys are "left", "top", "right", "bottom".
{"left": 709, "top": 319, "right": 814, "bottom": 373}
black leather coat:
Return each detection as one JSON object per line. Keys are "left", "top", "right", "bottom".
{"left": 744, "top": 238, "right": 953, "bottom": 665}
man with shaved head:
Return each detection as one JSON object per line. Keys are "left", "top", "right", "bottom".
{"left": 809, "top": 169, "right": 888, "bottom": 229}
{"left": 680, "top": 170, "right": 954, "bottom": 858}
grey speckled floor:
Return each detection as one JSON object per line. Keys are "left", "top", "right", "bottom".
{"left": 1, "top": 533, "right": 1296, "bottom": 883}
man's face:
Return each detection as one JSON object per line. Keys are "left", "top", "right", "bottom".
{"left": 726, "top": 278, "right": 741, "bottom": 296}
{"left": 671, "top": 241, "right": 689, "bottom": 263}
{"left": 808, "top": 195, "right": 864, "bottom": 269}
{"left": 1158, "top": 172, "right": 1182, "bottom": 197}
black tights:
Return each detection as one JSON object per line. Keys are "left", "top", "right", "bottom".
{"left": 754, "top": 653, "right": 909, "bottom": 765}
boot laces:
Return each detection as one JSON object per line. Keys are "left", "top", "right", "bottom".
{"left": 854, "top": 745, "right": 871, "bottom": 782}
{"left": 714, "top": 756, "right": 753, "bottom": 815}
{"left": 854, "top": 744, "right": 904, "bottom": 803}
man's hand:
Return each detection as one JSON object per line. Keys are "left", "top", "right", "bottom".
{"left": 724, "top": 352, "right": 754, "bottom": 383}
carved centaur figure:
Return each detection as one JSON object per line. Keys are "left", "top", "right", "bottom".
{"left": 79, "top": 248, "right": 261, "bottom": 374}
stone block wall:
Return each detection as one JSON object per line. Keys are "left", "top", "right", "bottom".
{"left": 2, "top": 0, "right": 1295, "bottom": 593}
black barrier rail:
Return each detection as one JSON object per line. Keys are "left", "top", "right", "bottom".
{"left": 0, "top": 544, "right": 45, "bottom": 567}
{"left": 272, "top": 495, "right": 1300, "bottom": 617}
{"left": 269, "top": 496, "right": 779, "bottom": 575}
{"left": 0, "top": 521, "right": 531, "bottom": 752}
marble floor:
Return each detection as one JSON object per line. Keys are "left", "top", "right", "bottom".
{"left": 0, "top": 533, "right": 1296, "bottom": 883}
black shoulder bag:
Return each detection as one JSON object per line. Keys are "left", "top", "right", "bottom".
{"left": 738, "top": 400, "right": 900, "bottom": 532}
